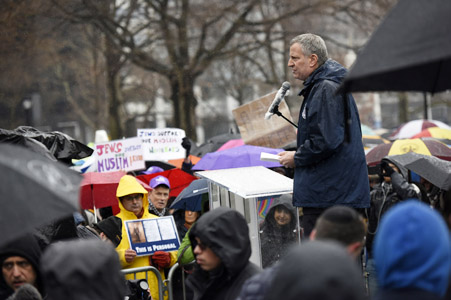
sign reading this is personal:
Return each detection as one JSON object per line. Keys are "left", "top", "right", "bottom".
{"left": 125, "top": 216, "right": 180, "bottom": 256}
{"left": 94, "top": 137, "right": 145, "bottom": 173}
{"left": 138, "top": 128, "right": 186, "bottom": 161}
{"left": 232, "top": 92, "right": 297, "bottom": 149}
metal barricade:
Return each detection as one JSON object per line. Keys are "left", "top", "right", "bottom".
{"left": 122, "top": 266, "right": 168, "bottom": 300}
{"left": 167, "top": 263, "right": 180, "bottom": 300}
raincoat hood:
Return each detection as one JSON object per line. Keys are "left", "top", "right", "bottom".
{"left": 265, "top": 194, "right": 297, "bottom": 228}
{"left": 374, "top": 200, "right": 451, "bottom": 297}
{"left": 116, "top": 175, "right": 149, "bottom": 216}
{"left": 302, "top": 59, "right": 347, "bottom": 90}
{"left": 0, "top": 234, "right": 44, "bottom": 297}
{"left": 41, "top": 239, "right": 125, "bottom": 300}
{"left": 189, "top": 207, "right": 251, "bottom": 277}
{"left": 264, "top": 240, "right": 365, "bottom": 300}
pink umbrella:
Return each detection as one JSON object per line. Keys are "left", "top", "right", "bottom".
{"left": 389, "top": 119, "right": 449, "bottom": 140}
{"left": 216, "top": 138, "right": 244, "bottom": 151}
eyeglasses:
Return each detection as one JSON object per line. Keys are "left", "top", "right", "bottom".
{"left": 122, "top": 194, "right": 143, "bottom": 202}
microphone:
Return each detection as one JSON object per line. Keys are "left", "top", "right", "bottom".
{"left": 264, "top": 81, "right": 291, "bottom": 120}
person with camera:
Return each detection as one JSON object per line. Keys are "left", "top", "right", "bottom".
{"left": 366, "top": 159, "right": 422, "bottom": 297}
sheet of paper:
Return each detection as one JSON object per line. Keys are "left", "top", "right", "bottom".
{"left": 158, "top": 218, "right": 177, "bottom": 240}
{"left": 144, "top": 220, "right": 162, "bottom": 242}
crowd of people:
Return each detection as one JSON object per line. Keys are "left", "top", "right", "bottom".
{"left": 1, "top": 32, "right": 450, "bottom": 300}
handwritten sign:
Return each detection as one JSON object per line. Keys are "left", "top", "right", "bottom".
{"left": 94, "top": 137, "right": 145, "bottom": 173}
{"left": 124, "top": 216, "right": 180, "bottom": 256}
{"left": 138, "top": 128, "right": 186, "bottom": 161}
{"left": 233, "top": 92, "right": 297, "bottom": 149}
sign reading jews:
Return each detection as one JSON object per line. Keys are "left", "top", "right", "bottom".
{"left": 124, "top": 216, "right": 180, "bottom": 256}
{"left": 137, "top": 128, "right": 186, "bottom": 161}
{"left": 232, "top": 91, "right": 297, "bottom": 149}
{"left": 94, "top": 137, "right": 145, "bottom": 173}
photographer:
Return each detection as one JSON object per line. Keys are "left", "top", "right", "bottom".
{"left": 366, "top": 159, "right": 422, "bottom": 297}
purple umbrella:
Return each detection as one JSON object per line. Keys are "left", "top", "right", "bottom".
{"left": 192, "top": 145, "right": 283, "bottom": 170}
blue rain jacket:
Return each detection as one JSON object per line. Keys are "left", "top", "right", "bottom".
{"left": 293, "top": 59, "right": 370, "bottom": 208}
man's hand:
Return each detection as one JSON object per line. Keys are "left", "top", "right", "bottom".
{"left": 278, "top": 151, "right": 295, "bottom": 168}
{"left": 125, "top": 249, "right": 137, "bottom": 263}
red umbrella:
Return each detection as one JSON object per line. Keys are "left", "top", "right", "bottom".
{"left": 389, "top": 119, "right": 450, "bottom": 140}
{"left": 80, "top": 171, "right": 151, "bottom": 213}
{"left": 137, "top": 168, "right": 197, "bottom": 198}
{"left": 366, "top": 138, "right": 451, "bottom": 166}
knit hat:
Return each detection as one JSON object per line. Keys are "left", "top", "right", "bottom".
{"left": 93, "top": 216, "right": 122, "bottom": 247}
{"left": 149, "top": 175, "right": 170, "bottom": 189}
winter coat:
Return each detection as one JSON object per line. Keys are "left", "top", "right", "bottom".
{"left": 115, "top": 175, "right": 177, "bottom": 300}
{"left": 40, "top": 239, "right": 125, "bottom": 300}
{"left": 0, "top": 233, "right": 45, "bottom": 299}
{"left": 186, "top": 207, "right": 261, "bottom": 300}
{"left": 293, "top": 59, "right": 370, "bottom": 209}
{"left": 263, "top": 240, "right": 365, "bottom": 300}
{"left": 374, "top": 201, "right": 451, "bottom": 299}
{"left": 236, "top": 264, "right": 280, "bottom": 300}
{"left": 259, "top": 195, "right": 299, "bottom": 268}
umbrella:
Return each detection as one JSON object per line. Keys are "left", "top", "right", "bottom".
{"left": 136, "top": 168, "right": 198, "bottom": 198}
{"left": 216, "top": 139, "right": 245, "bottom": 152}
{"left": 386, "top": 152, "right": 451, "bottom": 191}
{"left": 191, "top": 132, "right": 241, "bottom": 157}
{"left": 412, "top": 127, "right": 451, "bottom": 140}
{"left": 362, "top": 135, "right": 390, "bottom": 152}
{"left": 170, "top": 179, "right": 208, "bottom": 211}
{"left": 80, "top": 171, "right": 151, "bottom": 214}
{"left": 366, "top": 138, "right": 451, "bottom": 166}
{"left": 168, "top": 155, "right": 201, "bottom": 169}
{"left": 192, "top": 145, "right": 283, "bottom": 171}
{"left": 389, "top": 119, "right": 450, "bottom": 140}
{"left": 0, "top": 143, "right": 82, "bottom": 247}
{"left": 339, "top": 0, "right": 451, "bottom": 94}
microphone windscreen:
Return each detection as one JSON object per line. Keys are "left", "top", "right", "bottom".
{"left": 11, "top": 284, "right": 42, "bottom": 300}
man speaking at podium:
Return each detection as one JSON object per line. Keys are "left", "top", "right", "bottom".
{"left": 278, "top": 33, "right": 369, "bottom": 238}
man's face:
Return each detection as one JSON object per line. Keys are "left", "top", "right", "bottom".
{"left": 274, "top": 206, "right": 292, "bottom": 226}
{"left": 149, "top": 186, "right": 170, "bottom": 211}
{"left": 288, "top": 43, "right": 315, "bottom": 81}
{"left": 193, "top": 237, "right": 221, "bottom": 271}
{"left": 121, "top": 193, "right": 143, "bottom": 216}
{"left": 2, "top": 256, "right": 37, "bottom": 291}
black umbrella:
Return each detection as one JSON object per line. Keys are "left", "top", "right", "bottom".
{"left": 340, "top": 0, "right": 451, "bottom": 94}
{"left": 384, "top": 152, "right": 451, "bottom": 191}
{"left": 191, "top": 132, "right": 241, "bottom": 157}
{"left": 170, "top": 179, "right": 208, "bottom": 211}
{"left": 0, "top": 143, "right": 82, "bottom": 247}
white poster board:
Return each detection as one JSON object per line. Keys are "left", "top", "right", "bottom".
{"left": 124, "top": 216, "right": 180, "bottom": 256}
{"left": 138, "top": 128, "right": 186, "bottom": 161}
{"left": 94, "top": 137, "right": 145, "bottom": 173}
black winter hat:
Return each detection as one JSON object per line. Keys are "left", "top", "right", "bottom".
{"left": 93, "top": 216, "right": 122, "bottom": 247}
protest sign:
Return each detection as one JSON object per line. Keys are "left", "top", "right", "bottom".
{"left": 94, "top": 137, "right": 145, "bottom": 173}
{"left": 124, "top": 216, "right": 180, "bottom": 256}
{"left": 138, "top": 128, "right": 186, "bottom": 161}
{"left": 232, "top": 91, "right": 296, "bottom": 149}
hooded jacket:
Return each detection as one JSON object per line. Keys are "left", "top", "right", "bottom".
{"left": 186, "top": 207, "right": 261, "bottom": 300}
{"left": 293, "top": 59, "right": 370, "bottom": 208}
{"left": 264, "top": 240, "right": 365, "bottom": 300}
{"left": 374, "top": 200, "right": 451, "bottom": 300}
{"left": 40, "top": 239, "right": 124, "bottom": 300}
{"left": 259, "top": 195, "right": 299, "bottom": 268}
{"left": 115, "top": 175, "right": 177, "bottom": 300}
{"left": 0, "top": 233, "right": 45, "bottom": 299}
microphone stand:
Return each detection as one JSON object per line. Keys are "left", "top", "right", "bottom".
{"left": 273, "top": 105, "right": 298, "bottom": 128}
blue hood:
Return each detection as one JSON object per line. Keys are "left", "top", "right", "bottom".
{"left": 374, "top": 200, "right": 451, "bottom": 297}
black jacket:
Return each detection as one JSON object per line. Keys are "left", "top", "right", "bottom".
{"left": 186, "top": 207, "right": 261, "bottom": 300}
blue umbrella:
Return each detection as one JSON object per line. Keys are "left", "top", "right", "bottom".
{"left": 170, "top": 179, "right": 208, "bottom": 211}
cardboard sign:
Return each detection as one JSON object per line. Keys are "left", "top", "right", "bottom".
{"left": 233, "top": 92, "right": 297, "bottom": 149}
{"left": 138, "top": 128, "right": 186, "bottom": 161}
{"left": 124, "top": 216, "right": 180, "bottom": 256}
{"left": 94, "top": 137, "right": 145, "bottom": 173}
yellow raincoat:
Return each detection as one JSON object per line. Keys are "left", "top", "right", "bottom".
{"left": 115, "top": 175, "right": 177, "bottom": 300}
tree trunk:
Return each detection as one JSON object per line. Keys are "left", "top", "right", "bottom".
{"left": 169, "top": 74, "right": 197, "bottom": 139}
{"left": 105, "top": 39, "right": 124, "bottom": 140}
{"left": 398, "top": 92, "right": 408, "bottom": 123}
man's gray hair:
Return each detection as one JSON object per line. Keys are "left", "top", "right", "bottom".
{"left": 290, "top": 33, "right": 328, "bottom": 67}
